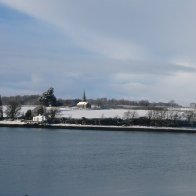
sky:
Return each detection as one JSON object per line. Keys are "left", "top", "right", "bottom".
{"left": 0, "top": 0, "right": 196, "bottom": 105}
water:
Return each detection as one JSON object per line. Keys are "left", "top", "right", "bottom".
{"left": 1, "top": 128, "right": 196, "bottom": 196}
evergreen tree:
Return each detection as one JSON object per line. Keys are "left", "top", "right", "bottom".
{"left": 25, "top": 109, "right": 32, "bottom": 120}
{"left": 39, "top": 87, "right": 57, "bottom": 106}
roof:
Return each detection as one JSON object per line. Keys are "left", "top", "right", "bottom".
{"left": 77, "top": 102, "right": 90, "bottom": 106}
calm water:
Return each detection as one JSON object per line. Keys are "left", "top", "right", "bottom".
{"left": 1, "top": 128, "right": 196, "bottom": 196}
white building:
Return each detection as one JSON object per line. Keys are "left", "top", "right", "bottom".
{"left": 77, "top": 90, "right": 91, "bottom": 109}
{"left": 33, "top": 114, "right": 47, "bottom": 122}
{"left": 77, "top": 101, "right": 91, "bottom": 109}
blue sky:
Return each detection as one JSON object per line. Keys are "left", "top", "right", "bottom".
{"left": 0, "top": 0, "right": 196, "bottom": 105}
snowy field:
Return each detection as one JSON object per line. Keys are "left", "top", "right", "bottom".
{"left": 19, "top": 106, "right": 147, "bottom": 119}
{"left": 2, "top": 105, "right": 194, "bottom": 119}
{"left": 58, "top": 108, "right": 147, "bottom": 119}
{"left": 19, "top": 106, "right": 193, "bottom": 119}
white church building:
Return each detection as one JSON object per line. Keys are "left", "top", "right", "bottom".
{"left": 76, "top": 91, "right": 91, "bottom": 109}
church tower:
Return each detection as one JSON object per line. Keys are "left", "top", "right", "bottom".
{"left": 83, "top": 90, "right": 86, "bottom": 102}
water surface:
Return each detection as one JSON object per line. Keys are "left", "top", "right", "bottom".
{"left": 0, "top": 127, "right": 196, "bottom": 196}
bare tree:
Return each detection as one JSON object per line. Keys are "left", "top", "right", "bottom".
{"left": 147, "top": 109, "right": 167, "bottom": 121}
{"left": 5, "top": 100, "right": 21, "bottom": 120}
{"left": 166, "top": 110, "right": 181, "bottom": 121}
{"left": 146, "top": 110, "right": 153, "bottom": 121}
{"left": 123, "top": 110, "right": 138, "bottom": 125}
{"left": 47, "top": 107, "right": 60, "bottom": 122}
{"left": 32, "top": 105, "right": 46, "bottom": 116}
{"left": 123, "top": 110, "right": 138, "bottom": 120}
{"left": 146, "top": 109, "right": 167, "bottom": 126}
{"left": 156, "top": 110, "right": 167, "bottom": 121}
{"left": 183, "top": 110, "right": 196, "bottom": 126}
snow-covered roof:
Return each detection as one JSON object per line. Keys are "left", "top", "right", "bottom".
{"left": 77, "top": 102, "right": 90, "bottom": 106}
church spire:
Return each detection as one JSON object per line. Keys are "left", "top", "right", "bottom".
{"left": 83, "top": 90, "right": 86, "bottom": 102}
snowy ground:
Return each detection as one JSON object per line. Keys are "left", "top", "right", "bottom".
{"left": 0, "top": 120, "right": 25, "bottom": 125}
{"left": 20, "top": 106, "right": 36, "bottom": 114}
{"left": 3, "top": 106, "right": 35, "bottom": 115}
{"left": 17, "top": 106, "right": 147, "bottom": 119}
{"left": 2, "top": 105, "right": 195, "bottom": 119}
{"left": 58, "top": 108, "right": 147, "bottom": 119}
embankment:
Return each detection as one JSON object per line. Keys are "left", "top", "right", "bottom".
{"left": 0, "top": 121, "right": 196, "bottom": 133}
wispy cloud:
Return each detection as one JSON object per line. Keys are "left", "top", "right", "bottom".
{"left": 0, "top": 0, "right": 196, "bottom": 104}
{"left": 0, "top": 0, "right": 154, "bottom": 61}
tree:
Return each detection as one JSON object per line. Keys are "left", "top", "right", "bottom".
{"left": 146, "top": 109, "right": 167, "bottom": 126}
{"left": 123, "top": 110, "right": 138, "bottom": 125}
{"left": 0, "top": 95, "right": 3, "bottom": 120}
{"left": 5, "top": 100, "right": 21, "bottom": 120}
{"left": 166, "top": 110, "right": 181, "bottom": 121}
{"left": 32, "top": 105, "right": 46, "bottom": 116}
{"left": 47, "top": 107, "right": 60, "bottom": 123}
{"left": 39, "top": 87, "right": 57, "bottom": 106}
{"left": 25, "top": 109, "right": 32, "bottom": 120}
{"left": 184, "top": 110, "right": 196, "bottom": 126}
{"left": 123, "top": 110, "right": 138, "bottom": 119}
{"left": 168, "top": 100, "right": 177, "bottom": 107}
{"left": 138, "top": 100, "right": 150, "bottom": 107}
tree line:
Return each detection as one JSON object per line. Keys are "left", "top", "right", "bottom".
{"left": 1, "top": 87, "right": 195, "bottom": 128}
{"left": 1, "top": 88, "right": 180, "bottom": 108}
{"left": 0, "top": 88, "right": 59, "bottom": 121}
{"left": 58, "top": 109, "right": 196, "bottom": 128}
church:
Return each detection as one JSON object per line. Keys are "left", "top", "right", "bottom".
{"left": 76, "top": 91, "right": 91, "bottom": 109}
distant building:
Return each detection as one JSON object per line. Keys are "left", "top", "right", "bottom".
{"left": 33, "top": 114, "right": 47, "bottom": 122}
{"left": 77, "top": 101, "right": 91, "bottom": 109}
{"left": 77, "top": 90, "right": 91, "bottom": 109}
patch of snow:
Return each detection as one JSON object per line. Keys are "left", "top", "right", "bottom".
{"left": 20, "top": 106, "right": 36, "bottom": 114}
{"left": 58, "top": 109, "right": 147, "bottom": 119}
{"left": 0, "top": 120, "right": 25, "bottom": 125}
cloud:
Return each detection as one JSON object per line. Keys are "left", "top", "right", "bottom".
{"left": 0, "top": 0, "right": 196, "bottom": 104}
{"left": 1, "top": 0, "right": 196, "bottom": 61}
{"left": 108, "top": 71, "right": 196, "bottom": 105}
{"left": 0, "top": 0, "right": 153, "bottom": 61}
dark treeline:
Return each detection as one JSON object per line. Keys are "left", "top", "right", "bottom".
{"left": 1, "top": 95, "right": 180, "bottom": 108}
{"left": 46, "top": 117, "right": 196, "bottom": 128}
{"left": 2, "top": 95, "right": 40, "bottom": 105}
{"left": 1, "top": 95, "right": 80, "bottom": 107}
{"left": 44, "top": 108, "right": 196, "bottom": 128}
{"left": 88, "top": 98, "right": 180, "bottom": 108}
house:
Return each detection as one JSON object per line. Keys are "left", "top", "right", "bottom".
{"left": 76, "top": 90, "right": 91, "bottom": 109}
{"left": 33, "top": 114, "right": 47, "bottom": 122}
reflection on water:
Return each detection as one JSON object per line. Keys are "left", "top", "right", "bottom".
{"left": 0, "top": 127, "right": 196, "bottom": 196}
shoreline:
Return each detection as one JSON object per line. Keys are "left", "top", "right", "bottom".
{"left": 0, "top": 121, "right": 196, "bottom": 133}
